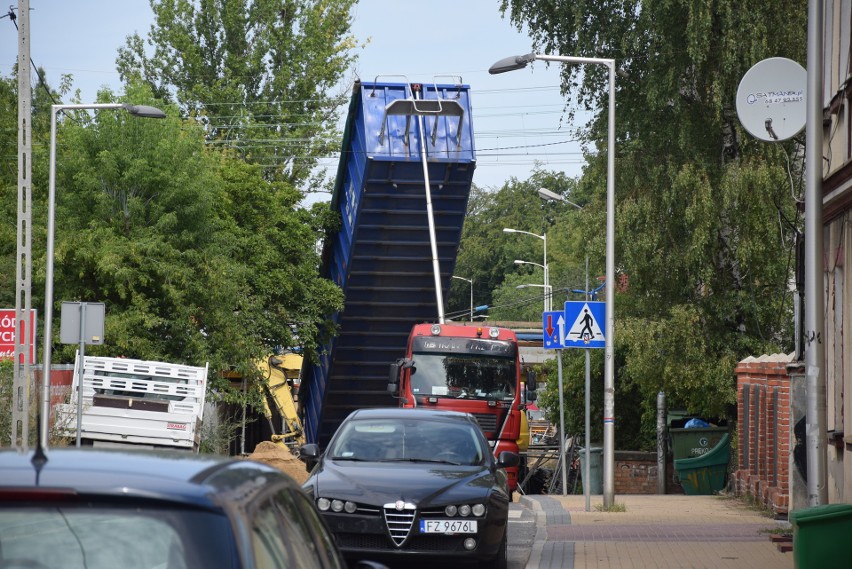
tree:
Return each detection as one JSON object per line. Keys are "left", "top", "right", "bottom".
{"left": 38, "top": 82, "right": 343, "bottom": 404}
{"left": 500, "top": 0, "right": 807, "bottom": 443}
{"left": 450, "top": 168, "right": 583, "bottom": 321}
{"left": 116, "top": 0, "right": 359, "bottom": 188}
{"left": 0, "top": 75, "right": 19, "bottom": 307}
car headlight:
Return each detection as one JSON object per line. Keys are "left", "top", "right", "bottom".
{"left": 444, "top": 505, "right": 458, "bottom": 517}
{"left": 317, "top": 498, "right": 357, "bottom": 513}
{"left": 472, "top": 504, "right": 486, "bottom": 517}
{"left": 459, "top": 505, "right": 472, "bottom": 517}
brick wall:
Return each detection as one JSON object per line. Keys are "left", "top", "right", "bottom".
{"left": 732, "top": 353, "right": 794, "bottom": 516}
{"left": 613, "top": 451, "right": 684, "bottom": 494}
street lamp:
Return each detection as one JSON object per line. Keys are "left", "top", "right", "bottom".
{"left": 40, "top": 102, "right": 166, "bottom": 448}
{"left": 493, "top": 52, "right": 616, "bottom": 507}
{"left": 503, "top": 228, "right": 549, "bottom": 311}
{"left": 538, "top": 187, "right": 584, "bottom": 210}
{"left": 452, "top": 275, "right": 473, "bottom": 322}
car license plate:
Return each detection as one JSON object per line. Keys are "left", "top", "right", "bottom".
{"left": 419, "top": 519, "right": 478, "bottom": 534}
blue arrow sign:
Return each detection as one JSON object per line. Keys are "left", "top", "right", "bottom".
{"left": 562, "top": 301, "right": 606, "bottom": 349}
{"left": 542, "top": 311, "right": 566, "bottom": 350}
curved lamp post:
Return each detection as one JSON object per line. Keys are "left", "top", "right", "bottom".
{"left": 492, "top": 52, "right": 616, "bottom": 507}
{"left": 41, "top": 102, "right": 166, "bottom": 448}
{"left": 514, "top": 260, "right": 550, "bottom": 313}
{"left": 451, "top": 275, "right": 474, "bottom": 322}
{"left": 503, "top": 228, "right": 549, "bottom": 312}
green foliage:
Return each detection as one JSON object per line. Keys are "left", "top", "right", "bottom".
{"left": 116, "top": 0, "right": 359, "bottom": 188}
{"left": 470, "top": 0, "right": 807, "bottom": 446}
{"left": 534, "top": 347, "right": 647, "bottom": 450}
{"left": 594, "top": 501, "right": 627, "bottom": 513}
{"left": 0, "top": 361, "right": 12, "bottom": 446}
{"left": 0, "top": 362, "right": 71, "bottom": 448}
{"left": 0, "top": 76, "right": 19, "bottom": 308}
{"left": 449, "top": 169, "right": 588, "bottom": 320}
{"left": 18, "top": 81, "right": 343, "bottom": 415}
{"left": 3, "top": 1, "right": 356, "bottom": 447}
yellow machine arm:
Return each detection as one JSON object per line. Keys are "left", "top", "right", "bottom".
{"left": 258, "top": 354, "right": 305, "bottom": 450}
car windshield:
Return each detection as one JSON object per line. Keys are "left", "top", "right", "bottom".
{"left": 409, "top": 352, "right": 516, "bottom": 401}
{"left": 329, "top": 418, "right": 486, "bottom": 465}
{"left": 0, "top": 506, "right": 235, "bottom": 569}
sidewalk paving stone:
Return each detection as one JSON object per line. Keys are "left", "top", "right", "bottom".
{"left": 520, "top": 493, "right": 793, "bottom": 569}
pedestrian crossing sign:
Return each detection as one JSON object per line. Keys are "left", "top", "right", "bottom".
{"left": 563, "top": 301, "right": 606, "bottom": 349}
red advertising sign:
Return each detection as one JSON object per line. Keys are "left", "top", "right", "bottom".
{"left": 0, "top": 309, "right": 38, "bottom": 364}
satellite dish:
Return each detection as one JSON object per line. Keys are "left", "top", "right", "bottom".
{"left": 736, "top": 57, "right": 806, "bottom": 142}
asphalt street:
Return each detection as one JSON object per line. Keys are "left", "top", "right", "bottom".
{"left": 508, "top": 500, "right": 537, "bottom": 568}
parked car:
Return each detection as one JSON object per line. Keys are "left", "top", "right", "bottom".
{"left": 0, "top": 446, "right": 386, "bottom": 569}
{"left": 300, "top": 408, "right": 519, "bottom": 569}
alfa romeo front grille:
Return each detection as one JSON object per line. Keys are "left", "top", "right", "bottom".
{"left": 383, "top": 502, "right": 416, "bottom": 547}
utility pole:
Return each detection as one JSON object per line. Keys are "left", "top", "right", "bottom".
{"left": 804, "top": 0, "right": 827, "bottom": 505}
{"left": 13, "top": 0, "right": 34, "bottom": 449}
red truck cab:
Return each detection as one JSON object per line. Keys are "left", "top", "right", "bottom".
{"left": 387, "top": 323, "right": 535, "bottom": 493}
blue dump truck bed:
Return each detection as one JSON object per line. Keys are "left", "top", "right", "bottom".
{"left": 299, "top": 80, "right": 476, "bottom": 446}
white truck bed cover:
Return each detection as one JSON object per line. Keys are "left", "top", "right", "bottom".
{"left": 55, "top": 354, "right": 209, "bottom": 450}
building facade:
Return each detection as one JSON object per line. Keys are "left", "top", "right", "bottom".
{"left": 822, "top": 0, "right": 852, "bottom": 502}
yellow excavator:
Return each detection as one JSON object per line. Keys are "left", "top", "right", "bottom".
{"left": 258, "top": 353, "right": 305, "bottom": 454}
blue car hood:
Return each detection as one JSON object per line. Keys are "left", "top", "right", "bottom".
{"left": 309, "top": 460, "right": 497, "bottom": 506}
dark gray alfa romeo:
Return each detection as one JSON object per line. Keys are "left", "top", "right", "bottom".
{"left": 300, "top": 408, "right": 518, "bottom": 569}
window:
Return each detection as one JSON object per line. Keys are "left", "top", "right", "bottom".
{"left": 252, "top": 492, "right": 329, "bottom": 569}
{"left": 0, "top": 507, "right": 233, "bottom": 569}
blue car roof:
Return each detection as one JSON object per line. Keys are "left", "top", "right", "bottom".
{"left": 0, "top": 447, "right": 296, "bottom": 510}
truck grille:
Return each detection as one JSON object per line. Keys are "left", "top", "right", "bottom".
{"left": 383, "top": 502, "right": 416, "bottom": 546}
{"left": 472, "top": 413, "right": 497, "bottom": 432}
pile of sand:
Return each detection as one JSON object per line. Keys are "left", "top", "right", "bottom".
{"left": 248, "top": 441, "right": 310, "bottom": 484}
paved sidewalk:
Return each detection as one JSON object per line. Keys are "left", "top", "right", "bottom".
{"left": 519, "top": 494, "right": 793, "bottom": 569}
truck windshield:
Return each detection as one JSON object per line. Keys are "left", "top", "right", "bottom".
{"left": 410, "top": 352, "right": 516, "bottom": 400}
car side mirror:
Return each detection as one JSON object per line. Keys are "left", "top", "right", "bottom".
{"left": 300, "top": 443, "right": 320, "bottom": 472}
{"left": 526, "top": 389, "right": 537, "bottom": 402}
{"left": 496, "top": 451, "right": 520, "bottom": 469}
{"left": 526, "top": 369, "right": 537, "bottom": 392}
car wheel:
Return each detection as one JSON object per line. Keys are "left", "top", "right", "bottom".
{"left": 479, "top": 530, "right": 507, "bottom": 569}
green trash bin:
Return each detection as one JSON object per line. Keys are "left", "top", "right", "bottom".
{"left": 578, "top": 447, "right": 603, "bottom": 494}
{"left": 791, "top": 504, "right": 852, "bottom": 569}
{"left": 673, "top": 433, "right": 730, "bottom": 495}
{"left": 669, "top": 426, "right": 729, "bottom": 460}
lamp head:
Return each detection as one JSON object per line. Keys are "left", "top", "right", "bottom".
{"left": 489, "top": 53, "right": 536, "bottom": 74}
{"left": 538, "top": 187, "right": 584, "bottom": 210}
{"left": 122, "top": 104, "right": 167, "bottom": 119}
{"left": 538, "top": 188, "right": 562, "bottom": 201}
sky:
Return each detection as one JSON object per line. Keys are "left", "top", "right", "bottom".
{"left": 0, "top": 0, "right": 589, "bottom": 193}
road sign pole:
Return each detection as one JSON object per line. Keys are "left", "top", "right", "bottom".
{"left": 584, "top": 258, "right": 592, "bottom": 510}
{"left": 584, "top": 348, "right": 591, "bottom": 510}
{"left": 557, "top": 350, "right": 567, "bottom": 496}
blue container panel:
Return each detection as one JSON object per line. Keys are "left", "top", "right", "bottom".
{"left": 343, "top": 286, "right": 437, "bottom": 305}
{"left": 326, "top": 317, "right": 419, "bottom": 335}
{"left": 358, "top": 83, "right": 475, "bottom": 163}
{"left": 346, "top": 271, "right": 435, "bottom": 290}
